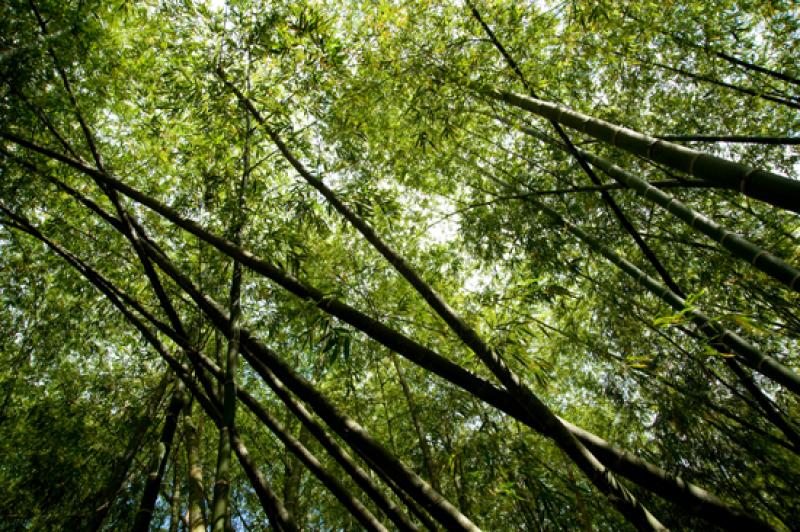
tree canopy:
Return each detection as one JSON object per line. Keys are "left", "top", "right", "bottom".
{"left": 1, "top": 0, "right": 799, "bottom": 530}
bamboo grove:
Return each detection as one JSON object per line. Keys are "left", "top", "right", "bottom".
{"left": 0, "top": 0, "right": 798, "bottom": 530}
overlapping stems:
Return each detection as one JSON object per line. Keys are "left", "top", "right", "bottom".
{"left": 3, "top": 4, "right": 798, "bottom": 528}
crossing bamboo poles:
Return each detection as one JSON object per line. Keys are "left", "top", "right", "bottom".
{"left": 0, "top": 209, "right": 297, "bottom": 531}
{"left": 477, "top": 86, "right": 800, "bottom": 214}
{"left": 466, "top": 0, "right": 684, "bottom": 299}
{"left": 503, "top": 120, "right": 800, "bottom": 295}
{"left": 1, "top": 177, "right": 482, "bottom": 530}
{"left": 8, "top": 206, "right": 401, "bottom": 531}
{"left": 481, "top": 113, "right": 800, "bottom": 449}
{"left": 496, "top": 181, "right": 800, "bottom": 395}
{"left": 0, "top": 137, "right": 769, "bottom": 530}
{"left": 465, "top": 116, "right": 800, "bottom": 392}
{"left": 217, "top": 67, "right": 665, "bottom": 531}
{"left": 138, "top": 231, "right": 483, "bottom": 532}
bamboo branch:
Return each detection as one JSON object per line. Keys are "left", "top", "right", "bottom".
{"left": 502, "top": 118, "right": 800, "bottom": 293}
{"left": 656, "top": 135, "right": 800, "bottom": 145}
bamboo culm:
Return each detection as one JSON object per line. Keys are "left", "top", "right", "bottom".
{"left": 478, "top": 86, "right": 800, "bottom": 214}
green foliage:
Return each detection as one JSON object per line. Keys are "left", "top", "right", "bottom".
{"left": 0, "top": 0, "right": 798, "bottom": 529}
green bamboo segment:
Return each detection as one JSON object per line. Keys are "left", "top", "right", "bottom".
{"left": 584, "top": 151, "right": 800, "bottom": 292}
{"left": 480, "top": 86, "right": 800, "bottom": 214}
{"left": 523, "top": 197, "right": 800, "bottom": 395}
{"left": 511, "top": 122, "right": 800, "bottom": 292}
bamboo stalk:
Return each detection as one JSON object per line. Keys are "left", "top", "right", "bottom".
{"left": 477, "top": 87, "right": 800, "bottom": 213}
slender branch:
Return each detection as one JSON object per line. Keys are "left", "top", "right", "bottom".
{"left": 656, "top": 135, "right": 800, "bottom": 145}
{"left": 628, "top": 54, "right": 800, "bottom": 111}
{"left": 467, "top": 0, "right": 684, "bottom": 301}
{"left": 621, "top": 11, "right": 800, "bottom": 90}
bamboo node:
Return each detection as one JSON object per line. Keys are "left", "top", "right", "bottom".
{"left": 688, "top": 152, "right": 701, "bottom": 175}
{"left": 751, "top": 250, "right": 767, "bottom": 266}
{"left": 740, "top": 168, "right": 757, "bottom": 193}
{"left": 646, "top": 139, "right": 659, "bottom": 158}
{"left": 611, "top": 126, "right": 621, "bottom": 146}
